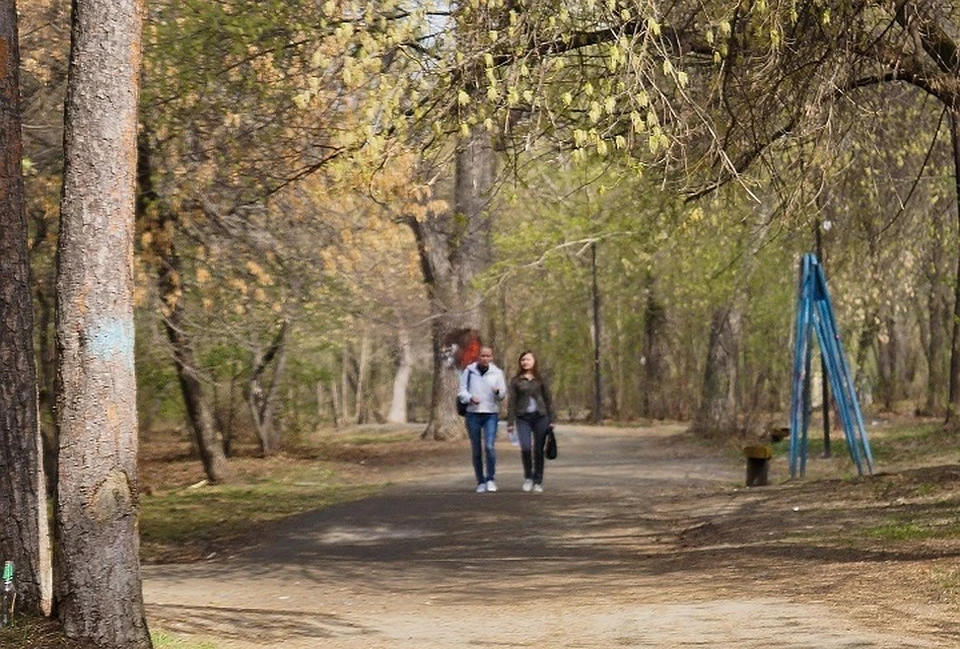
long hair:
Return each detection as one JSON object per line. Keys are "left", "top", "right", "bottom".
{"left": 514, "top": 349, "right": 541, "bottom": 380}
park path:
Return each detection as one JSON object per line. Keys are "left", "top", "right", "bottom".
{"left": 142, "top": 425, "right": 949, "bottom": 648}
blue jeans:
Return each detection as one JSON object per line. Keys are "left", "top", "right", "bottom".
{"left": 466, "top": 412, "right": 499, "bottom": 484}
{"left": 516, "top": 413, "right": 549, "bottom": 484}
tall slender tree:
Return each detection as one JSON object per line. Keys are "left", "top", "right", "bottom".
{"left": 53, "top": 0, "right": 150, "bottom": 645}
{"left": 0, "top": 0, "right": 52, "bottom": 619}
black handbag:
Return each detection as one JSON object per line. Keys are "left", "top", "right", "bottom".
{"left": 456, "top": 371, "right": 471, "bottom": 416}
{"left": 544, "top": 425, "right": 557, "bottom": 460}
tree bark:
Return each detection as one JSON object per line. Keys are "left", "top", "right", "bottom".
{"left": 354, "top": 332, "right": 372, "bottom": 424}
{"left": 248, "top": 322, "right": 288, "bottom": 456}
{"left": 0, "top": 0, "right": 52, "bottom": 617}
{"left": 387, "top": 325, "right": 413, "bottom": 424}
{"left": 691, "top": 306, "right": 742, "bottom": 436}
{"left": 641, "top": 273, "right": 671, "bottom": 420}
{"left": 53, "top": 0, "right": 150, "bottom": 645}
{"left": 423, "top": 316, "right": 473, "bottom": 439}
{"left": 213, "top": 365, "right": 241, "bottom": 457}
{"left": 137, "top": 134, "right": 229, "bottom": 483}
{"left": 165, "top": 315, "right": 230, "bottom": 481}
{"left": 341, "top": 346, "right": 354, "bottom": 423}
{"left": 876, "top": 315, "right": 902, "bottom": 411}
{"left": 591, "top": 241, "right": 602, "bottom": 423}
{"left": 409, "top": 129, "right": 495, "bottom": 441}
{"left": 329, "top": 380, "right": 342, "bottom": 428}
{"left": 946, "top": 108, "right": 960, "bottom": 426}
{"left": 922, "top": 224, "right": 951, "bottom": 416}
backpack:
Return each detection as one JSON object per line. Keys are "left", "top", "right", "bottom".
{"left": 456, "top": 371, "right": 471, "bottom": 416}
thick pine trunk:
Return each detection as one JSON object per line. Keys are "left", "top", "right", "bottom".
{"left": 53, "top": 0, "right": 151, "bottom": 645}
{"left": 0, "top": 0, "right": 52, "bottom": 617}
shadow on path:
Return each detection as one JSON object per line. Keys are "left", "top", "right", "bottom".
{"left": 143, "top": 425, "right": 953, "bottom": 649}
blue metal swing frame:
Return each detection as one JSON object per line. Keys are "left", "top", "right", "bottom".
{"left": 789, "top": 254, "right": 874, "bottom": 478}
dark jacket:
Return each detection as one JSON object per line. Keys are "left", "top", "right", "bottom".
{"left": 507, "top": 374, "right": 555, "bottom": 425}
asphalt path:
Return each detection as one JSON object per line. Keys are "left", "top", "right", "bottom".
{"left": 142, "top": 424, "right": 946, "bottom": 648}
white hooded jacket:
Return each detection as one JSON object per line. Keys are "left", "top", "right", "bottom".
{"left": 458, "top": 362, "right": 507, "bottom": 414}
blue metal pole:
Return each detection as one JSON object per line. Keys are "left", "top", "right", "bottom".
{"left": 812, "top": 262, "right": 874, "bottom": 474}
{"left": 812, "top": 303, "right": 863, "bottom": 475}
{"left": 790, "top": 254, "right": 817, "bottom": 478}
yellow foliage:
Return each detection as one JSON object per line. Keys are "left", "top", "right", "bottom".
{"left": 245, "top": 260, "right": 274, "bottom": 286}
{"left": 133, "top": 285, "right": 149, "bottom": 308}
{"left": 589, "top": 101, "right": 602, "bottom": 123}
{"left": 228, "top": 278, "right": 248, "bottom": 295}
{"left": 321, "top": 249, "right": 337, "bottom": 272}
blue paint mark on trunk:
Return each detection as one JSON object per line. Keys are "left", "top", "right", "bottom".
{"left": 88, "top": 317, "right": 135, "bottom": 373}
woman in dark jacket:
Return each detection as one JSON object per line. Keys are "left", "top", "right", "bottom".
{"left": 506, "top": 350, "right": 555, "bottom": 492}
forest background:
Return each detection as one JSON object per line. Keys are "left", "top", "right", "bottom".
{"left": 5, "top": 1, "right": 960, "bottom": 648}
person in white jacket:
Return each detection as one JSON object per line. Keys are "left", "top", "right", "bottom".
{"left": 458, "top": 346, "right": 507, "bottom": 493}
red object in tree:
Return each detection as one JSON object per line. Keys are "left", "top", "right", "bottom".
{"left": 441, "top": 328, "right": 482, "bottom": 369}
{"left": 460, "top": 336, "right": 481, "bottom": 368}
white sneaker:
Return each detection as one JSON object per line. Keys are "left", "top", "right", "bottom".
{"left": 533, "top": 484, "right": 544, "bottom": 493}
{"left": 486, "top": 480, "right": 498, "bottom": 492}
{"left": 522, "top": 479, "right": 533, "bottom": 492}
{"left": 475, "top": 483, "right": 486, "bottom": 493}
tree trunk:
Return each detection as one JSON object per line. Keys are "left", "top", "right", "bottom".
{"left": 341, "top": 346, "right": 354, "bottom": 423}
{"left": 690, "top": 201, "right": 772, "bottom": 436}
{"left": 387, "top": 325, "right": 413, "bottom": 423}
{"left": 423, "top": 316, "right": 473, "bottom": 439}
{"left": 946, "top": 108, "right": 960, "bottom": 426}
{"left": 213, "top": 367, "right": 240, "bottom": 457}
{"left": 876, "top": 315, "right": 901, "bottom": 411}
{"left": 137, "top": 134, "right": 229, "bottom": 483}
{"left": 354, "top": 332, "right": 372, "bottom": 424}
{"left": 53, "top": 0, "right": 150, "bottom": 645}
{"left": 248, "top": 322, "right": 288, "bottom": 456}
{"left": 691, "top": 306, "right": 742, "bottom": 435}
{"left": 329, "top": 380, "right": 342, "bottom": 428}
{"left": 641, "top": 273, "right": 671, "bottom": 420}
{"left": 315, "top": 382, "right": 324, "bottom": 420}
{"left": 923, "top": 239, "right": 950, "bottom": 416}
{"left": 164, "top": 317, "right": 230, "bottom": 480}
{"left": 590, "top": 241, "right": 603, "bottom": 423}
{"left": 408, "top": 129, "right": 495, "bottom": 440}
{"left": 610, "top": 298, "right": 624, "bottom": 420}
{"left": 0, "top": 0, "right": 52, "bottom": 617}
